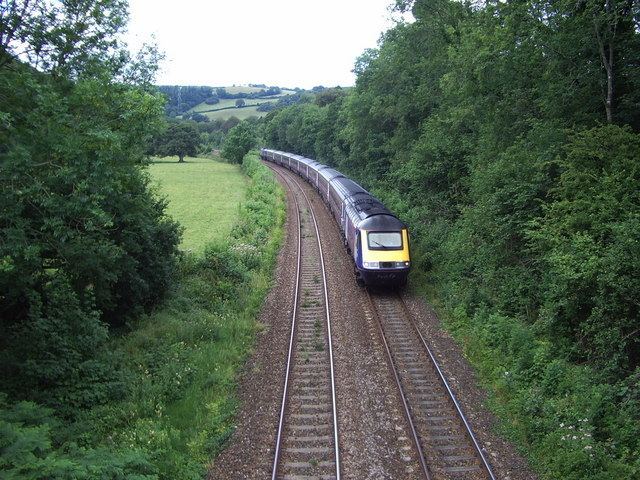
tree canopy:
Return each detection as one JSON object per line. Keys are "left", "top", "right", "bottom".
{"left": 149, "top": 122, "right": 201, "bottom": 162}
{"left": 0, "top": 0, "right": 181, "bottom": 446}
{"left": 221, "top": 121, "right": 256, "bottom": 164}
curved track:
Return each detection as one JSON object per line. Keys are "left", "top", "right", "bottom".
{"left": 269, "top": 165, "right": 341, "bottom": 480}
{"left": 365, "top": 291, "right": 496, "bottom": 480}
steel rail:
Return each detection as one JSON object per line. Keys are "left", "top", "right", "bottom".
{"left": 268, "top": 164, "right": 341, "bottom": 480}
{"left": 269, "top": 166, "right": 303, "bottom": 480}
{"left": 366, "top": 290, "right": 432, "bottom": 480}
{"left": 397, "top": 295, "right": 497, "bottom": 480}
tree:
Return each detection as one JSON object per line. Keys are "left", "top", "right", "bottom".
{"left": 235, "top": 98, "right": 246, "bottom": 108}
{"left": 587, "top": 0, "right": 640, "bottom": 124}
{"left": 221, "top": 122, "right": 256, "bottom": 163}
{"left": 152, "top": 122, "right": 200, "bottom": 162}
{"left": 0, "top": 0, "right": 181, "bottom": 409}
{"left": 222, "top": 116, "right": 241, "bottom": 133}
{"left": 0, "top": 0, "right": 127, "bottom": 75}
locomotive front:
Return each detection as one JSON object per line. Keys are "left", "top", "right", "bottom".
{"left": 355, "top": 214, "right": 410, "bottom": 288}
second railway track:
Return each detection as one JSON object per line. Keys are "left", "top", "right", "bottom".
{"left": 270, "top": 165, "right": 340, "bottom": 480}
{"left": 365, "top": 292, "right": 496, "bottom": 480}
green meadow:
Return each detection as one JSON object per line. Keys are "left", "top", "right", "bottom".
{"left": 189, "top": 97, "right": 266, "bottom": 113}
{"left": 201, "top": 105, "right": 268, "bottom": 121}
{"left": 149, "top": 156, "right": 247, "bottom": 252}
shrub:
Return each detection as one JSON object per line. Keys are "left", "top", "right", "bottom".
{"left": 0, "top": 396, "right": 158, "bottom": 478}
{"left": 221, "top": 122, "right": 256, "bottom": 164}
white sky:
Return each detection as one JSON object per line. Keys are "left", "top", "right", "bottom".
{"left": 125, "top": 0, "right": 403, "bottom": 88}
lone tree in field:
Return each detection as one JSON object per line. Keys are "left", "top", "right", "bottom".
{"left": 235, "top": 98, "right": 246, "bottom": 108}
{"left": 221, "top": 121, "right": 256, "bottom": 163}
{"left": 153, "top": 122, "right": 200, "bottom": 162}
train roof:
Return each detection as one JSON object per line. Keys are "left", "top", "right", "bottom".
{"left": 262, "top": 148, "right": 405, "bottom": 230}
{"left": 359, "top": 213, "right": 406, "bottom": 231}
{"left": 318, "top": 167, "right": 344, "bottom": 182}
{"left": 298, "top": 156, "right": 317, "bottom": 166}
{"left": 307, "top": 160, "right": 325, "bottom": 170}
{"left": 331, "top": 177, "right": 367, "bottom": 201}
{"left": 344, "top": 191, "right": 404, "bottom": 228}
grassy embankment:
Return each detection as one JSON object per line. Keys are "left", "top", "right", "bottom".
{"left": 405, "top": 250, "right": 640, "bottom": 479}
{"left": 73, "top": 153, "right": 284, "bottom": 478}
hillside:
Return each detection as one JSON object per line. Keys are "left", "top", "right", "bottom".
{"left": 184, "top": 86, "right": 298, "bottom": 121}
{"left": 158, "top": 84, "right": 298, "bottom": 120}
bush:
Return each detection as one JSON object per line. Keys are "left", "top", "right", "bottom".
{"left": 221, "top": 122, "right": 256, "bottom": 164}
{"left": 446, "top": 307, "right": 640, "bottom": 480}
{"left": 0, "top": 396, "right": 158, "bottom": 479}
{"left": 0, "top": 66, "right": 181, "bottom": 407}
{"left": 532, "top": 125, "right": 640, "bottom": 374}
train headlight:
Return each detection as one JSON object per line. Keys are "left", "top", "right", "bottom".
{"left": 391, "top": 261, "right": 410, "bottom": 268}
{"left": 363, "top": 261, "right": 379, "bottom": 269}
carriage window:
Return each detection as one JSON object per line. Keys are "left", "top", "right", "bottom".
{"left": 368, "top": 232, "right": 402, "bottom": 250}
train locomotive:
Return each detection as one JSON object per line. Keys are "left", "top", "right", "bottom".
{"left": 260, "top": 148, "right": 410, "bottom": 288}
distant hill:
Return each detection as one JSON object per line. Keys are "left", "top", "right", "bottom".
{"left": 157, "top": 85, "right": 300, "bottom": 119}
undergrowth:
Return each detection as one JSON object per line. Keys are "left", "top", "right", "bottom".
{"left": 409, "top": 276, "right": 640, "bottom": 480}
{"left": 0, "top": 152, "right": 285, "bottom": 479}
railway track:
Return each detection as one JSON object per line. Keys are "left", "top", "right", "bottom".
{"left": 267, "top": 161, "right": 493, "bottom": 479}
{"left": 269, "top": 165, "right": 341, "bottom": 480}
{"left": 365, "top": 292, "right": 496, "bottom": 480}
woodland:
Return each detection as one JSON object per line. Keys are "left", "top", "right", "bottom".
{"left": 1, "top": 0, "right": 639, "bottom": 478}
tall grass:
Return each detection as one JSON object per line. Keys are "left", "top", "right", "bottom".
{"left": 70, "top": 152, "right": 285, "bottom": 478}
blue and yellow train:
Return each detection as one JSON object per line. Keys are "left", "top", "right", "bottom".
{"left": 260, "top": 148, "right": 410, "bottom": 288}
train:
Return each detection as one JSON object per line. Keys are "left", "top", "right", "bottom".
{"left": 260, "top": 148, "right": 411, "bottom": 288}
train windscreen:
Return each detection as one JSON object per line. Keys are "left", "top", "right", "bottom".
{"left": 367, "top": 231, "right": 402, "bottom": 250}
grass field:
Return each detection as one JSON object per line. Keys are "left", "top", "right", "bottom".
{"left": 189, "top": 97, "right": 266, "bottom": 113}
{"left": 185, "top": 86, "right": 297, "bottom": 121}
{"left": 201, "top": 105, "right": 268, "bottom": 121}
{"left": 149, "top": 156, "right": 247, "bottom": 252}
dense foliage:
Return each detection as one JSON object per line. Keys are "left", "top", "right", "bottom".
{"left": 148, "top": 121, "right": 201, "bottom": 162}
{"left": 222, "top": 121, "right": 258, "bottom": 163}
{"left": 0, "top": 153, "right": 284, "bottom": 479}
{"left": 262, "top": 0, "right": 640, "bottom": 477}
{"left": 0, "top": 0, "right": 195, "bottom": 475}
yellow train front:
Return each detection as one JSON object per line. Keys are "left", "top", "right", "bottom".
{"left": 355, "top": 215, "right": 410, "bottom": 287}
{"left": 330, "top": 177, "right": 410, "bottom": 289}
